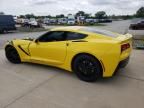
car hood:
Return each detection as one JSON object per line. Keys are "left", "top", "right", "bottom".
{"left": 7, "top": 38, "right": 32, "bottom": 46}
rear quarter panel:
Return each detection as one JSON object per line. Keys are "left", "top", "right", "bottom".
{"left": 60, "top": 39, "right": 121, "bottom": 77}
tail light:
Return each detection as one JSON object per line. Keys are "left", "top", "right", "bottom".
{"left": 121, "top": 43, "right": 130, "bottom": 52}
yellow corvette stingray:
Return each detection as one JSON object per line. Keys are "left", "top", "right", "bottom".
{"left": 5, "top": 27, "right": 132, "bottom": 82}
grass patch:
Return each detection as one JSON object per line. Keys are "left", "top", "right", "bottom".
{"left": 17, "top": 27, "right": 47, "bottom": 32}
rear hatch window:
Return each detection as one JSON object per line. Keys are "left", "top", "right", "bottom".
{"left": 81, "top": 27, "right": 118, "bottom": 38}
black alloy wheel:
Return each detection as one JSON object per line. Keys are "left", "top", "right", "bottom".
{"left": 72, "top": 55, "right": 102, "bottom": 82}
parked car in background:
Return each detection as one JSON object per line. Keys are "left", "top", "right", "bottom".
{"left": 99, "top": 19, "right": 112, "bottom": 23}
{"left": 15, "top": 18, "right": 24, "bottom": 25}
{"left": 43, "top": 18, "right": 50, "bottom": 25}
{"left": 58, "top": 18, "right": 67, "bottom": 24}
{"left": 49, "top": 19, "right": 57, "bottom": 25}
{"left": 67, "top": 19, "right": 75, "bottom": 25}
{"left": 129, "top": 20, "right": 144, "bottom": 30}
{"left": 0, "top": 15, "right": 16, "bottom": 33}
{"left": 85, "top": 19, "right": 94, "bottom": 25}
{"left": 21, "top": 18, "right": 41, "bottom": 28}
{"left": 29, "top": 18, "right": 40, "bottom": 28}
{"left": 68, "top": 14, "right": 75, "bottom": 25}
{"left": 93, "top": 19, "right": 99, "bottom": 23}
{"left": 76, "top": 16, "right": 85, "bottom": 25}
{"left": 22, "top": 19, "right": 30, "bottom": 27}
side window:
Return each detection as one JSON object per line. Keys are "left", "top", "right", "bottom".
{"left": 38, "top": 31, "right": 65, "bottom": 42}
{"left": 66, "top": 32, "right": 87, "bottom": 40}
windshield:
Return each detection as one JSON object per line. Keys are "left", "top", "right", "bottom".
{"left": 68, "top": 19, "right": 75, "bottom": 21}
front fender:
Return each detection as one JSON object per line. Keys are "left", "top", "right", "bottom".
{"left": 6, "top": 39, "right": 32, "bottom": 62}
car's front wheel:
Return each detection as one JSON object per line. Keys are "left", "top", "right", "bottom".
{"left": 72, "top": 55, "right": 102, "bottom": 82}
{"left": 5, "top": 46, "right": 21, "bottom": 64}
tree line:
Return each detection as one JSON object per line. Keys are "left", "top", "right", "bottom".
{"left": 1, "top": 7, "right": 144, "bottom": 19}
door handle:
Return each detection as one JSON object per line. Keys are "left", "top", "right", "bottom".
{"left": 66, "top": 43, "right": 69, "bottom": 46}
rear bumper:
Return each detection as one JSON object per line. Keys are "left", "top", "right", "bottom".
{"left": 103, "top": 56, "right": 130, "bottom": 77}
{"left": 118, "top": 56, "right": 129, "bottom": 68}
{"left": 112, "top": 57, "right": 129, "bottom": 76}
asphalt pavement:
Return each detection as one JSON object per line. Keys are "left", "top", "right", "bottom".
{"left": 0, "top": 49, "right": 144, "bottom": 108}
{"left": 0, "top": 20, "right": 144, "bottom": 108}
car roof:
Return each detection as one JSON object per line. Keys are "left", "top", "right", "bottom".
{"left": 52, "top": 26, "right": 118, "bottom": 38}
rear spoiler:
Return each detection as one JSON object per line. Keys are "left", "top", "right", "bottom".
{"left": 116, "top": 33, "right": 133, "bottom": 43}
{"left": 125, "top": 33, "right": 133, "bottom": 38}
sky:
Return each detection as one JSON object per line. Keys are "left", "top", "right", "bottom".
{"left": 0, "top": 0, "right": 144, "bottom": 16}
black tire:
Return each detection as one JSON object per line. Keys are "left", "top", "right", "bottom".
{"left": 0, "top": 29, "right": 4, "bottom": 33}
{"left": 5, "top": 46, "right": 21, "bottom": 64}
{"left": 72, "top": 55, "right": 102, "bottom": 82}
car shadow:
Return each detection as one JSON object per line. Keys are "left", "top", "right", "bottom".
{"left": 21, "top": 62, "right": 126, "bottom": 85}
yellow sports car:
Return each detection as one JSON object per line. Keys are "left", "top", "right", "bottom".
{"left": 5, "top": 27, "right": 132, "bottom": 82}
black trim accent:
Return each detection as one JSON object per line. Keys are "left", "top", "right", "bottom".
{"left": 72, "top": 40, "right": 88, "bottom": 42}
{"left": 100, "top": 60, "right": 105, "bottom": 73}
{"left": 118, "top": 57, "right": 129, "bottom": 68}
{"left": 18, "top": 45, "right": 30, "bottom": 56}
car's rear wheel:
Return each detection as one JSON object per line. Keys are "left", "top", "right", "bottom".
{"left": 72, "top": 55, "right": 102, "bottom": 82}
{"left": 5, "top": 46, "right": 21, "bottom": 64}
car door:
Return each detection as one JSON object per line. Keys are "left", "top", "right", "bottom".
{"left": 29, "top": 31, "right": 67, "bottom": 65}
